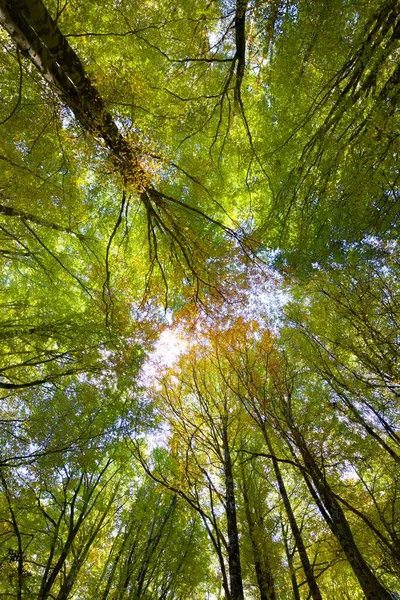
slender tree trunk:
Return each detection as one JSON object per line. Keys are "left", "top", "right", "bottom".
{"left": 37, "top": 508, "right": 86, "bottom": 599}
{"left": 100, "top": 540, "right": 125, "bottom": 600}
{"left": 200, "top": 510, "right": 231, "bottom": 600}
{"left": 291, "top": 426, "right": 393, "bottom": 599}
{"left": 339, "top": 391, "right": 400, "bottom": 463}
{"left": 262, "top": 428, "right": 323, "bottom": 600}
{"left": 281, "top": 522, "right": 301, "bottom": 600}
{"left": 222, "top": 420, "right": 244, "bottom": 600}
{"left": 0, "top": 471, "right": 24, "bottom": 600}
{"left": 134, "top": 495, "right": 177, "bottom": 599}
{"left": 56, "top": 496, "right": 115, "bottom": 600}
{"left": 240, "top": 463, "right": 276, "bottom": 600}
{"left": 0, "top": 199, "right": 84, "bottom": 239}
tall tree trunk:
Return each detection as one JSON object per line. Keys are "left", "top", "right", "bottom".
{"left": 262, "top": 427, "right": 323, "bottom": 600}
{"left": 0, "top": 0, "right": 144, "bottom": 187}
{"left": 135, "top": 496, "right": 177, "bottom": 599}
{"left": 200, "top": 510, "right": 231, "bottom": 600}
{"left": 338, "top": 391, "right": 400, "bottom": 463}
{"left": 281, "top": 522, "right": 301, "bottom": 600}
{"left": 240, "top": 463, "right": 276, "bottom": 600}
{"left": 222, "top": 420, "right": 244, "bottom": 600}
{"left": 0, "top": 471, "right": 24, "bottom": 600}
{"left": 290, "top": 425, "right": 393, "bottom": 599}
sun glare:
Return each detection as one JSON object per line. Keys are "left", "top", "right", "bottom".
{"left": 141, "top": 328, "right": 188, "bottom": 386}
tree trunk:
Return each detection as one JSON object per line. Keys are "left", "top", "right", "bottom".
{"left": 291, "top": 426, "right": 393, "bottom": 599}
{"left": 339, "top": 391, "right": 400, "bottom": 463}
{"left": 281, "top": 522, "right": 301, "bottom": 600}
{"left": 222, "top": 420, "right": 244, "bottom": 600}
{"left": 262, "top": 428, "right": 323, "bottom": 600}
{"left": 240, "top": 463, "right": 276, "bottom": 600}
{"left": 0, "top": 0, "right": 144, "bottom": 187}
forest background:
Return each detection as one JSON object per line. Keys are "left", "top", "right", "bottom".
{"left": 0, "top": 0, "right": 399, "bottom": 598}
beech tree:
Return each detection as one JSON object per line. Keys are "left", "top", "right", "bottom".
{"left": 138, "top": 349, "right": 247, "bottom": 600}
{"left": 0, "top": 0, "right": 399, "bottom": 597}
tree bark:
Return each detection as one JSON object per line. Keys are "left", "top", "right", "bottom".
{"left": 338, "top": 391, "right": 400, "bottom": 464}
{"left": 262, "top": 427, "right": 323, "bottom": 600}
{"left": 222, "top": 420, "right": 244, "bottom": 600}
{"left": 234, "top": 0, "right": 247, "bottom": 105}
{"left": 0, "top": 0, "right": 145, "bottom": 188}
{"left": 240, "top": 464, "right": 276, "bottom": 600}
{"left": 281, "top": 522, "right": 301, "bottom": 600}
{"left": 290, "top": 425, "right": 393, "bottom": 599}
{"left": 0, "top": 198, "right": 85, "bottom": 239}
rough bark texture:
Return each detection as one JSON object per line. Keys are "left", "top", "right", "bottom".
{"left": 234, "top": 0, "right": 247, "bottom": 104}
{"left": 0, "top": 0, "right": 146, "bottom": 188}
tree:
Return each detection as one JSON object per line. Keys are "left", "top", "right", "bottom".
{"left": 238, "top": 456, "right": 278, "bottom": 600}
{"left": 97, "top": 481, "right": 211, "bottom": 600}
{"left": 0, "top": 459, "right": 120, "bottom": 599}
{"left": 0, "top": 0, "right": 399, "bottom": 597}
{"left": 285, "top": 248, "right": 400, "bottom": 463}
{"left": 185, "top": 318, "right": 398, "bottom": 597}
{"left": 141, "top": 347, "right": 247, "bottom": 600}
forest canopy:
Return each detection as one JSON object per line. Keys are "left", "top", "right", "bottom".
{"left": 0, "top": 0, "right": 399, "bottom": 598}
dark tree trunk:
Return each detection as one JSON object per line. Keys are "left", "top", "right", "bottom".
{"left": 281, "top": 522, "right": 301, "bottom": 600}
{"left": 0, "top": 0, "right": 144, "bottom": 186}
{"left": 222, "top": 421, "right": 244, "bottom": 600}
{"left": 291, "top": 426, "right": 393, "bottom": 600}
{"left": 262, "top": 428, "right": 323, "bottom": 600}
{"left": 234, "top": 0, "right": 248, "bottom": 104}
{"left": 240, "top": 464, "right": 276, "bottom": 600}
